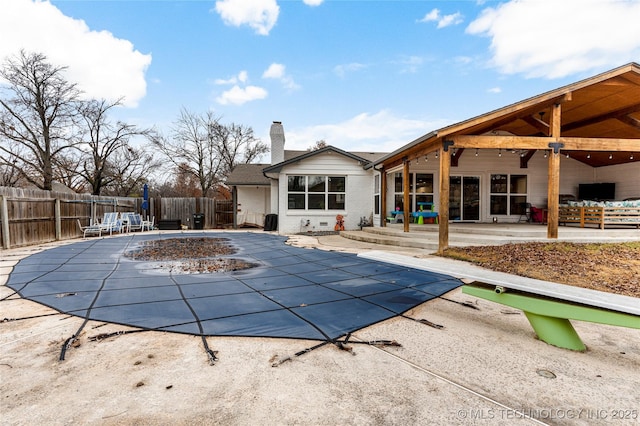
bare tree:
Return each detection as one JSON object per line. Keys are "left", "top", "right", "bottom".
{"left": 153, "top": 108, "right": 268, "bottom": 197}
{"left": 76, "top": 98, "right": 155, "bottom": 195}
{"left": 210, "top": 121, "right": 269, "bottom": 177}
{"left": 153, "top": 109, "right": 222, "bottom": 197}
{"left": 307, "top": 139, "right": 327, "bottom": 151}
{"left": 0, "top": 50, "right": 81, "bottom": 190}
{"left": 101, "top": 144, "right": 162, "bottom": 197}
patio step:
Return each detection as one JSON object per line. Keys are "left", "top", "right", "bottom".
{"left": 340, "top": 223, "right": 640, "bottom": 249}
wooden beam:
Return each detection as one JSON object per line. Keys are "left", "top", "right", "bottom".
{"left": 562, "top": 103, "right": 640, "bottom": 133}
{"left": 522, "top": 114, "right": 549, "bottom": 133}
{"left": 438, "top": 149, "right": 450, "bottom": 253}
{"left": 450, "top": 135, "right": 554, "bottom": 149}
{"left": 519, "top": 149, "right": 537, "bottom": 168}
{"left": 557, "top": 137, "right": 640, "bottom": 151}
{"left": 450, "top": 148, "right": 464, "bottom": 167}
{"left": 449, "top": 135, "right": 640, "bottom": 151}
{"left": 616, "top": 115, "right": 640, "bottom": 131}
{"left": 403, "top": 160, "right": 410, "bottom": 232}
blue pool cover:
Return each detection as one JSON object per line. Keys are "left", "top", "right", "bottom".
{"left": 6, "top": 232, "right": 461, "bottom": 341}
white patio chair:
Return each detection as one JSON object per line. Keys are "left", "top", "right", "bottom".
{"left": 141, "top": 216, "right": 155, "bottom": 231}
{"left": 77, "top": 219, "right": 102, "bottom": 238}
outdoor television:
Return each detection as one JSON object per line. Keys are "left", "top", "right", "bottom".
{"left": 578, "top": 183, "right": 616, "bottom": 201}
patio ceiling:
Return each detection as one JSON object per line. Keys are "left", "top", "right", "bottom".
{"left": 375, "top": 62, "right": 640, "bottom": 170}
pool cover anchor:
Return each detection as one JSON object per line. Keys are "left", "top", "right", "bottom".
{"left": 271, "top": 335, "right": 403, "bottom": 367}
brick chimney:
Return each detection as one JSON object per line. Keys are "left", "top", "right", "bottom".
{"left": 270, "top": 121, "right": 285, "bottom": 165}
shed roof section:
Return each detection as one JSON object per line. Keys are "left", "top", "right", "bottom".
{"left": 226, "top": 164, "right": 270, "bottom": 186}
{"left": 374, "top": 62, "right": 640, "bottom": 169}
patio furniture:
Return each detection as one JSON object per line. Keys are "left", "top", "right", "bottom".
{"left": 559, "top": 200, "right": 640, "bottom": 229}
{"left": 123, "top": 212, "right": 144, "bottom": 232}
{"left": 141, "top": 216, "right": 154, "bottom": 231}
{"left": 98, "top": 212, "right": 123, "bottom": 235}
{"left": 77, "top": 219, "right": 102, "bottom": 238}
{"left": 518, "top": 202, "right": 532, "bottom": 222}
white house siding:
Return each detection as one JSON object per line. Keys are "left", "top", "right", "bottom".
{"left": 236, "top": 186, "right": 269, "bottom": 227}
{"left": 382, "top": 149, "right": 596, "bottom": 224}
{"left": 593, "top": 162, "right": 640, "bottom": 200}
{"left": 275, "top": 152, "right": 373, "bottom": 234}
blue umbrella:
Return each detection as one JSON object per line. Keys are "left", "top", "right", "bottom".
{"left": 141, "top": 183, "right": 149, "bottom": 211}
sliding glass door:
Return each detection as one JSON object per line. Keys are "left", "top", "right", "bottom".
{"left": 450, "top": 176, "right": 480, "bottom": 221}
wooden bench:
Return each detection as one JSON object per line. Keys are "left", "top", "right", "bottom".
{"left": 358, "top": 251, "right": 640, "bottom": 351}
{"left": 559, "top": 205, "right": 640, "bottom": 229}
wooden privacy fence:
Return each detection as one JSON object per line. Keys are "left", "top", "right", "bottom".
{"left": 0, "top": 187, "right": 233, "bottom": 249}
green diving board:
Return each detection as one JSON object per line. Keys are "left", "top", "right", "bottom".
{"left": 357, "top": 251, "right": 640, "bottom": 351}
{"left": 462, "top": 283, "right": 640, "bottom": 351}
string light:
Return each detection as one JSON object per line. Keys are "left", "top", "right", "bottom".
{"left": 631, "top": 153, "right": 634, "bottom": 160}
{"left": 498, "top": 148, "right": 502, "bottom": 157}
{"left": 609, "top": 153, "right": 613, "bottom": 160}
{"left": 475, "top": 148, "right": 479, "bottom": 157}
{"left": 586, "top": 152, "right": 591, "bottom": 159}
{"left": 435, "top": 150, "right": 439, "bottom": 159}
{"left": 544, "top": 150, "right": 547, "bottom": 158}
{"left": 425, "top": 154, "right": 428, "bottom": 162}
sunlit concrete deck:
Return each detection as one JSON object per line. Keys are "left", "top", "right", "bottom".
{"left": 339, "top": 223, "right": 640, "bottom": 251}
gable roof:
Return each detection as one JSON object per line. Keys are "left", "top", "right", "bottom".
{"left": 263, "top": 145, "right": 387, "bottom": 174}
{"left": 372, "top": 62, "right": 640, "bottom": 169}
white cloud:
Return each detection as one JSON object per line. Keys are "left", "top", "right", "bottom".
{"left": 418, "top": 8, "right": 463, "bottom": 28}
{"left": 487, "top": 87, "right": 502, "bottom": 94}
{"left": 466, "top": 0, "right": 640, "bottom": 79}
{"left": 283, "top": 110, "right": 452, "bottom": 152}
{"left": 214, "top": 0, "right": 279, "bottom": 36}
{"left": 215, "top": 70, "right": 249, "bottom": 85}
{"left": 333, "top": 62, "right": 366, "bottom": 78}
{"left": 262, "top": 63, "right": 285, "bottom": 79}
{"left": 216, "top": 85, "right": 267, "bottom": 105}
{"left": 303, "top": 0, "right": 324, "bottom": 6}
{"left": 262, "top": 63, "right": 299, "bottom": 90}
{"left": 0, "top": 0, "right": 151, "bottom": 108}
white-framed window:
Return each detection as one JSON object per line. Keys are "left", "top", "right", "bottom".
{"left": 287, "top": 175, "right": 346, "bottom": 210}
{"left": 393, "top": 172, "right": 434, "bottom": 211}
{"left": 490, "top": 174, "right": 527, "bottom": 215}
{"left": 374, "top": 174, "right": 380, "bottom": 215}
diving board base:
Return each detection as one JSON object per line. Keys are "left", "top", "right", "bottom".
{"left": 462, "top": 283, "right": 640, "bottom": 351}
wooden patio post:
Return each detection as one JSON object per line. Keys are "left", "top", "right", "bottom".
{"left": 438, "top": 148, "right": 450, "bottom": 253}
{"left": 547, "top": 103, "right": 562, "bottom": 239}
{"left": 403, "top": 160, "right": 410, "bottom": 232}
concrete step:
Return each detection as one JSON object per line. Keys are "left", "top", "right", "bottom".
{"left": 341, "top": 224, "right": 640, "bottom": 249}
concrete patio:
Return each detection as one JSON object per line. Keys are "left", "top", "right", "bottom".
{"left": 1, "top": 230, "right": 639, "bottom": 425}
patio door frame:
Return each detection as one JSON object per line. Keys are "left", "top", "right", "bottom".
{"left": 449, "top": 175, "right": 481, "bottom": 222}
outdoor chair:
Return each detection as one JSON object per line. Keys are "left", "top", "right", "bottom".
{"left": 518, "top": 203, "right": 532, "bottom": 222}
{"left": 123, "top": 212, "right": 144, "bottom": 232}
{"left": 98, "top": 212, "right": 123, "bottom": 235}
{"left": 141, "top": 216, "right": 154, "bottom": 231}
{"left": 77, "top": 219, "right": 102, "bottom": 238}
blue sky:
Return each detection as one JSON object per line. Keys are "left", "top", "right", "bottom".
{"left": 2, "top": 0, "right": 640, "bottom": 158}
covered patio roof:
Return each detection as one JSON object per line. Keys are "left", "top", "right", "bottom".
{"left": 369, "top": 63, "right": 640, "bottom": 252}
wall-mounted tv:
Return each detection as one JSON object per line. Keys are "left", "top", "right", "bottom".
{"left": 578, "top": 183, "right": 615, "bottom": 201}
